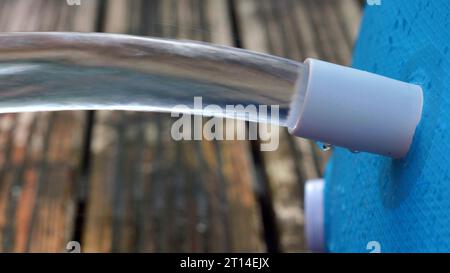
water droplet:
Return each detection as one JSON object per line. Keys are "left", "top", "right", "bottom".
{"left": 316, "top": 142, "right": 332, "bottom": 151}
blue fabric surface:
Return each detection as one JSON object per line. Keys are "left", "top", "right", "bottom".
{"left": 325, "top": 0, "right": 450, "bottom": 252}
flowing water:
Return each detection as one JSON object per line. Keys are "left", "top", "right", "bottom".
{"left": 0, "top": 32, "right": 303, "bottom": 126}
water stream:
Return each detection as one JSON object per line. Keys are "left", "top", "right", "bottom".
{"left": 0, "top": 32, "right": 304, "bottom": 126}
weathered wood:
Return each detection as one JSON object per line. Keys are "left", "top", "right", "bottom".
{"left": 339, "top": 0, "right": 364, "bottom": 45}
{"left": 82, "top": 0, "right": 151, "bottom": 253}
{"left": 235, "top": 0, "right": 361, "bottom": 252}
{"left": 82, "top": 0, "right": 264, "bottom": 253}
{"left": 235, "top": 0, "right": 304, "bottom": 252}
{"left": 0, "top": 0, "right": 99, "bottom": 252}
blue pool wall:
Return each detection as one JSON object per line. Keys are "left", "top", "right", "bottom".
{"left": 325, "top": 0, "right": 450, "bottom": 252}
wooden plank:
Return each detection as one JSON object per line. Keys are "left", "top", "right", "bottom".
{"left": 303, "top": 0, "right": 340, "bottom": 63}
{"left": 26, "top": 1, "right": 98, "bottom": 253}
{"left": 335, "top": 0, "right": 363, "bottom": 49}
{"left": 318, "top": 0, "right": 353, "bottom": 64}
{"left": 219, "top": 139, "right": 266, "bottom": 252}
{"left": 27, "top": 0, "right": 98, "bottom": 253}
{"left": 234, "top": 0, "right": 269, "bottom": 53}
{"left": 235, "top": 0, "right": 361, "bottom": 252}
{"left": 0, "top": 0, "right": 98, "bottom": 252}
{"left": 182, "top": 0, "right": 264, "bottom": 252}
{"left": 12, "top": 114, "right": 48, "bottom": 252}
{"left": 84, "top": 112, "right": 166, "bottom": 252}
{"left": 82, "top": 0, "right": 264, "bottom": 253}
{"left": 82, "top": 0, "right": 148, "bottom": 253}
{"left": 259, "top": 0, "right": 286, "bottom": 56}
{"left": 269, "top": 0, "right": 302, "bottom": 60}
{"left": 205, "top": 0, "right": 233, "bottom": 46}
{"left": 0, "top": 114, "right": 16, "bottom": 250}
{"left": 288, "top": 0, "right": 319, "bottom": 59}
{"left": 82, "top": 0, "right": 187, "bottom": 253}
{"left": 0, "top": 113, "right": 38, "bottom": 252}
{"left": 235, "top": 0, "right": 306, "bottom": 252}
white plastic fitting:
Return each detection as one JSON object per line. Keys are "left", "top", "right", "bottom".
{"left": 304, "top": 179, "right": 325, "bottom": 252}
{"left": 287, "top": 58, "right": 423, "bottom": 158}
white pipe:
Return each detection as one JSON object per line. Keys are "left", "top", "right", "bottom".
{"left": 287, "top": 58, "right": 423, "bottom": 158}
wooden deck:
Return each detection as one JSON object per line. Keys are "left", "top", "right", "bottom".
{"left": 0, "top": 0, "right": 361, "bottom": 252}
